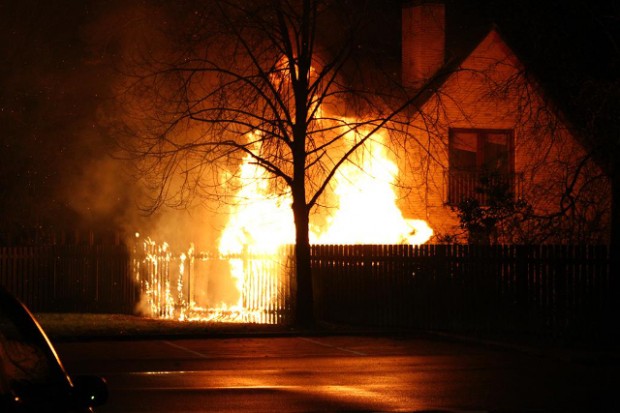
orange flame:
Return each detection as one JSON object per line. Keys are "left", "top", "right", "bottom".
{"left": 219, "top": 133, "right": 295, "bottom": 255}
{"left": 220, "top": 125, "right": 433, "bottom": 250}
{"left": 313, "top": 127, "right": 433, "bottom": 245}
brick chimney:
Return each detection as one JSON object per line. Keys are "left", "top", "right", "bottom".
{"left": 402, "top": 1, "right": 446, "bottom": 88}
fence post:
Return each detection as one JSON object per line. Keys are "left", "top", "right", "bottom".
{"left": 515, "top": 245, "right": 530, "bottom": 334}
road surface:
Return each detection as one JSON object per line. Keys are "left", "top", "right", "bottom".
{"left": 55, "top": 334, "right": 616, "bottom": 412}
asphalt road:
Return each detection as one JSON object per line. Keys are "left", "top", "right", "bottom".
{"left": 54, "top": 335, "right": 617, "bottom": 412}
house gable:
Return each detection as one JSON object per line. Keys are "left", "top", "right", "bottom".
{"left": 400, "top": 27, "right": 610, "bottom": 243}
{"left": 433, "top": 28, "right": 526, "bottom": 128}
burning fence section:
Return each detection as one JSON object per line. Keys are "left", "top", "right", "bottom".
{"left": 132, "top": 236, "right": 295, "bottom": 324}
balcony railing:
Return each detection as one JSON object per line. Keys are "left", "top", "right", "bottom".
{"left": 445, "top": 170, "right": 523, "bottom": 205}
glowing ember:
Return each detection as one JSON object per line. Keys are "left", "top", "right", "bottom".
{"left": 135, "top": 237, "right": 175, "bottom": 319}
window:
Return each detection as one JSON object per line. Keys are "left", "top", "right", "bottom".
{"left": 447, "top": 129, "right": 515, "bottom": 205}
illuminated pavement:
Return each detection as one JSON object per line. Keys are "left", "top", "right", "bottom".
{"left": 55, "top": 335, "right": 617, "bottom": 412}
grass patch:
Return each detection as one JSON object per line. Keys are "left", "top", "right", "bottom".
{"left": 34, "top": 313, "right": 289, "bottom": 340}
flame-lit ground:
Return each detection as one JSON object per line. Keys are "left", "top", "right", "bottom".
{"left": 57, "top": 336, "right": 617, "bottom": 412}
{"left": 134, "top": 128, "right": 433, "bottom": 324}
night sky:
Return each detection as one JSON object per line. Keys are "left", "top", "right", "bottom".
{"left": 0, "top": 0, "right": 617, "bottom": 242}
{"left": 0, "top": 0, "right": 126, "bottom": 234}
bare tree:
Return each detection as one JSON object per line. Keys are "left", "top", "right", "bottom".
{"left": 116, "top": 0, "right": 423, "bottom": 326}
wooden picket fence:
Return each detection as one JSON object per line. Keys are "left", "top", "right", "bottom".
{"left": 312, "top": 244, "right": 617, "bottom": 340}
{"left": 0, "top": 243, "right": 617, "bottom": 342}
{"left": 0, "top": 245, "right": 136, "bottom": 313}
{"left": 237, "top": 250, "right": 296, "bottom": 324}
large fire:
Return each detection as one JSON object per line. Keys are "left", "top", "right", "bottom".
{"left": 312, "top": 128, "right": 433, "bottom": 245}
{"left": 134, "top": 123, "right": 433, "bottom": 323}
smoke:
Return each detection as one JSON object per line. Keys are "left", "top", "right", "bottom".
{"left": 62, "top": 1, "right": 218, "bottom": 247}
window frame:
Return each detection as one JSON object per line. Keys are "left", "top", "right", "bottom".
{"left": 447, "top": 128, "right": 516, "bottom": 205}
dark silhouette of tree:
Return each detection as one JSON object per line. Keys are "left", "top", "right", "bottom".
{"left": 116, "top": 0, "right": 424, "bottom": 326}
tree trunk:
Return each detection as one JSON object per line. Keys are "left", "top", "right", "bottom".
{"left": 291, "top": 6, "right": 314, "bottom": 328}
{"left": 292, "top": 202, "right": 314, "bottom": 327}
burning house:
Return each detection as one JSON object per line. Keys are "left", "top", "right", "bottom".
{"left": 131, "top": 0, "right": 611, "bottom": 322}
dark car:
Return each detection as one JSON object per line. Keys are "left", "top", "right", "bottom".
{"left": 0, "top": 286, "right": 107, "bottom": 412}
